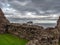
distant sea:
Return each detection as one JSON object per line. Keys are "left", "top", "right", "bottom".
{"left": 34, "top": 23, "right": 57, "bottom": 28}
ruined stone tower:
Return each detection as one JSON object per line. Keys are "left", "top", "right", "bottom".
{"left": 57, "top": 17, "right": 60, "bottom": 31}
{"left": 0, "top": 8, "right": 9, "bottom": 33}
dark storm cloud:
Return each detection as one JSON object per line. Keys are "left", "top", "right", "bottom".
{"left": 6, "top": 0, "right": 60, "bottom": 15}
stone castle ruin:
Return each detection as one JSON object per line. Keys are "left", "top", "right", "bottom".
{"left": 0, "top": 8, "right": 60, "bottom": 45}
{"left": 0, "top": 8, "right": 9, "bottom": 33}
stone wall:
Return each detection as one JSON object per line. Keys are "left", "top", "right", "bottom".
{"left": 26, "top": 28, "right": 59, "bottom": 45}
{"left": 7, "top": 23, "right": 44, "bottom": 40}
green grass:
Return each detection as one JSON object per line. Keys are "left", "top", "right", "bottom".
{"left": 0, "top": 34, "right": 28, "bottom": 45}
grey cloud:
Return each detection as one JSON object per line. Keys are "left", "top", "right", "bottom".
{"left": 32, "top": 0, "right": 60, "bottom": 10}
{"left": 8, "top": 0, "right": 60, "bottom": 15}
{"left": 1, "top": 0, "right": 60, "bottom": 15}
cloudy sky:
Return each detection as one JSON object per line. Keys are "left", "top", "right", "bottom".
{"left": 0, "top": 0, "right": 60, "bottom": 24}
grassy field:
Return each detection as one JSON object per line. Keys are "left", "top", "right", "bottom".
{"left": 0, "top": 34, "right": 28, "bottom": 45}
